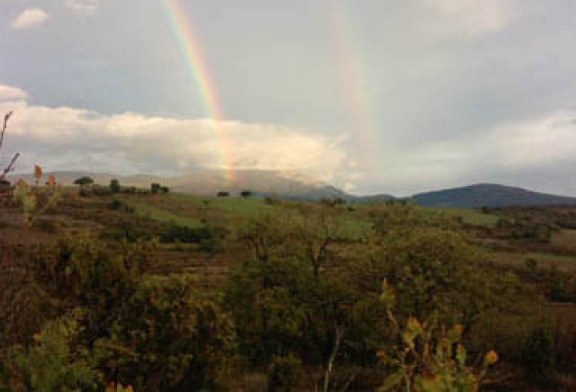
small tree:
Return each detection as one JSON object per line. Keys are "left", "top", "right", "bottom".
{"left": 110, "top": 179, "right": 121, "bottom": 193}
{"left": 74, "top": 176, "right": 94, "bottom": 196}
{"left": 240, "top": 190, "right": 252, "bottom": 198}
{"left": 151, "top": 183, "right": 161, "bottom": 194}
{"left": 216, "top": 191, "right": 229, "bottom": 198}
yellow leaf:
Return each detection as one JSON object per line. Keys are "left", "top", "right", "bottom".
{"left": 484, "top": 350, "right": 498, "bottom": 366}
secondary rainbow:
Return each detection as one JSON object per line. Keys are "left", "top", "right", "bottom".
{"left": 326, "top": 1, "right": 376, "bottom": 165}
{"left": 161, "top": 0, "right": 234, "bottom": 182}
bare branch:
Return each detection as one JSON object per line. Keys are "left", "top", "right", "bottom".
{"left": 0, "top": 112, "right": 19, "bottom": 182}
{"left": 323, "top": 325, "right": 345, "bottom": 392}
{"left": 0, "top": 111, "right": 14, "bottom": 153}
{"left": 0, "top": 153, "right": 20, "bottom": 182}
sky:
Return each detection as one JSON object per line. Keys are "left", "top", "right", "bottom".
{"left": 1, "top": 0, "right": 576, "bottom": 196}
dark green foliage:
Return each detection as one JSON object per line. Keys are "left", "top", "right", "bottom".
{"left": 240, "top": 190, "right": 252, "bottom": 198}
{"left": 226, "top": 209, "right": 387, "bottom": 375}
{"left": 521, "top": 324, "right": 555, "bottom": 380}
{"left": 74, "top": 176, "right": 94, "bottom": 186}
{"left": 159, "top": 224, "right": 211, "bottom": 243}
{"left": 217, "top": 191, "right": 229, "bottom": 197}
{"left": 94, "top": 274, "right": 235, "bottom": 391}
{"left": 151, "top": 183, "right": 161, "bottom": 194}
{"left": 267, "top": 354, "right": 301, "bottom": 392}
{"left": 110, "top": 179, "right": 121, "bottom": 193}
{"left": 92, "top": 185, "right": 111, "bottom": 196}
{"left": 107, "top": 198, "right": 134, "bottom": 213}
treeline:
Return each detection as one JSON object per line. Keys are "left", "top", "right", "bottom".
{"left": 0, "top": 203, "right": 573, "bottom": 390}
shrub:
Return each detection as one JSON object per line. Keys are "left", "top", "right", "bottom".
{"left": 521, "top": 324, "right": 555, "bottom": 380}
{"left": 267, "top": 354, "right": 301, "bottom": 392}
{"left": 110, "top": 179, "right": 121, "bottom": 193}
{"left": 94, "top": 274, "right": 235, "bottom": 391}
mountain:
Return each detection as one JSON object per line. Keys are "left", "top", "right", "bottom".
{"left": 10, "top": 170, "right": 576, "bottom": 207}
{"left": 8, "top": 169, "right": 349, "bottom": 200}
{"left": 411, "top": 183, "right": 576, "bottom": 208}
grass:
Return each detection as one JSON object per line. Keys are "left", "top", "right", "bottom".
{"left": 490, "top": 250, "right": 576, "bottom": 271}
{"left": 116, "top": 195, "right": 204, "bottom": 228}
{"left": 433, "top": 207, "right": 500, "bottom": 227}
{"left": 551, "top": 229, "right": 576, "bottom": 249}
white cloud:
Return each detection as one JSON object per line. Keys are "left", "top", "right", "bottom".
{"left": 11, "top": 8, "right": 50, "bottom": 30}
{"left": 421, "top": 0, "right": 520, "bottom": 36}
{"left": 373, "top": 110, "right": 576, "bottom": 195}
{"left": 0, "top": 86, "right": 27, "bottom": 102}
{"left": 66, "top": 0, "right": 99, "bottom": 15}
{"left": 0, "top": 85, "right": 350, "bottom": 182}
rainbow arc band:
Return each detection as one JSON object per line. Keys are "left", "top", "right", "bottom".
{"left": 162, "top": 0, "right": 234, "bottom": 183}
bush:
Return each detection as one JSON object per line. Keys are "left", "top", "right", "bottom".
{"left": 521, "top": 324, "right": 555, "bottom": 380}
{"left": 110, "top": 179, "right": 121, "bottom": 193}
{"left": 267, "top": 355, "right": 301, "bottom": 392}
{"left": 94, "top": 274, "right": 235, "bottom": 391}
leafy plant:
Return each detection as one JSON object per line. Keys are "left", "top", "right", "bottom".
{"left": 12, "top": 167, "right": 62, "bottom": 227}
{"left": 379, "top": 280, "right": 498, "bottom": 392}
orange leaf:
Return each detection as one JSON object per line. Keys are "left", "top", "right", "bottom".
{"left": 34, "top": 165, "right": 43, "bottom": 181}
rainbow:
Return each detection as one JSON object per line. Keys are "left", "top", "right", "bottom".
{"left": 161, "top": 0, "right": 234, "bottom": 182}
{"left": 326, "top": 1, "right": 376, "bottom": 165}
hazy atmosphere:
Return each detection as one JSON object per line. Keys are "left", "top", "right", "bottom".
{"left": 2, "top": 0, "right": 576, "bottom": 196}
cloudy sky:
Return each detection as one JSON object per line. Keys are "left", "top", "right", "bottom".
{"left": 1, "top": 0, "right": 576, "bottom": 196}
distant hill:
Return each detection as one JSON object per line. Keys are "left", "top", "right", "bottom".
{"left": 10, "top": 171, "right": 576, "bottom": 207}
{"left": 411, "top": 183, "right": 576, "bottom": 208}
{"left": 8, "top": 169, "right": 349, "bottom": 200}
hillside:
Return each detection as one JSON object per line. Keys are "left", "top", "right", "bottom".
{"left": 411, "top": 183, "right": 576, "bottom": 208}
{"left": 9, "top": 169, "right": 349, "bottom": 200}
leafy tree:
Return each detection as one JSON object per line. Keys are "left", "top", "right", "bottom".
{"left": 74, "top": 176, "right": 94, "bottom": 187}
{"left": 226, "top": 209, "right": 386, "bottom": 384}
{"left": 74, "top": 176, "right": 94, "bottom": 196}
{"left": 12, "top": 316, "right": 99, "bottom": 391}
{"left": 217, "top": 191, "right": 229, "bottom": 197}
{"left": 94, "top": 274, "right": 235, "bottom": 391}
{"left": 240, "top": 190, "right": 252, "bottom": 198}
{"left": 151, "top": 183, "right": 161, "bottom": 194}
{"left": 110, "top": 179, "right": 121, "bottom": 193}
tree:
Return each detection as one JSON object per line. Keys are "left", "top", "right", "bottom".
{"left": 226, "top": 209, "right": 385, "bottom": 379}
{"left": 151, "top": 183, "right": 161, "bottom": 194}
{"left": 74, "top": 176, "right": 94, "bottom": 196}
{"left": 216, "top": 191, "right": 229, "bottom": 198}
{"left": 110, "top": 179, "right": 121, "bottom": 193}
{"left": 240, "top": 190, "right": 252, "bottom": 198}
{"left": 74, "top": 176, "right": 94, "bottom": 187}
